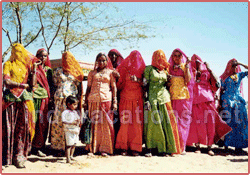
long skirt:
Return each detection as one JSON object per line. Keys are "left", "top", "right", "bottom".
{"left": 115, "top": 98, "right": 144, "bottom": 152}
{"left": 144, "top": 102, "right": 177, "bottom": 154}
{"left": 2, "top": 102, "right": 32, "bottom": 166}
{"left": 187, "top": 102, "right": 231, "bottom": 146}
{"left": 165, "top": 102, "right": 182, "bottom": 154}
{"left": 171, "top": 99, "right": 192, "bottom": 152}
{"left": 32, "top": 98, "right": 49, "bottom": 149}
{"left": 86, "top": 101, "right": 114, "bottom": 154}
{"left": 50, "top": 98, "right": 67, "bottom": 150}
{"left": 222, "top": 101, "right": 248, "bottom": 148}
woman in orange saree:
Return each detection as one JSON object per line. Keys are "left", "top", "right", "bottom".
{"left": 85, "top": 53, "right": 117, "bottom": 157}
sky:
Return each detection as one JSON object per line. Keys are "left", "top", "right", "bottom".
{"left": 2, "top": 2, "right": 248, "bottom": 100}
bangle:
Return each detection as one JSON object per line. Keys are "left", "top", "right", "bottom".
{"left": 185, "top": 65, "right": 190, "bottom": 68}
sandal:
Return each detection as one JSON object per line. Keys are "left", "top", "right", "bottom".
{"left": 145, "top": 153, "right": 152, "bottom": 157}
{"left": 101, "top": 152, "right": 109, "bottom": 157}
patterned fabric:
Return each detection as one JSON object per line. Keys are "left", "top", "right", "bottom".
{"left": 220, "top": 71, "right": 248, "bottom": 148}
{"left": 144, "top": 65, "right": 177, "bottom": 154}
{"left": 3, "top": 43, "right": 36, "bottom": 140}
{"left": 50, "top": 67, "right": 80, "bottom": 150}
{"left": 62, "top": 51, "right": 84, "bottom": 82}
{"left": 2, "top": 102, "right": 32, "bottom": 166}
{"left": 32, "top": 48, "right": 53, "bottom": 149}
{"left": 87, "top": 69, "right": 115, "bottom": 102}
{"left": 169, "top": 75, "right": 190, "bottom": 100}
{"left": 87, "top": 101, "right": 114, "bottom": 154}
{"left": 86, "top": 66, "right": 116, "bottom": 154}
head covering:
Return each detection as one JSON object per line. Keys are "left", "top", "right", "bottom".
{"left": 220, "top": 58, "right": 243, "bottom": 96}
{"left": 169, "top": 48, "right": 189, "bottom": 67}
{"left": 169, "top": 48, "right": 195, "bottom": 101}
{"left": 117, "top": 50, "right": 146, "bottom": 79}
{"left": 3, "top": 43, "right": 34, "bottom": 98}
{"left": 190, "top": 54, "right": 207, "bottom": 76}
{"left": 62, "top": 51, "right": 84, "bottom": 82}
{"left": 36, "top": 48, "right": 51, "bottom": 67}
{"left": 191, "top": 54, "right": 219, "bottom": 93}
{"left": 32, "top": 48, "right": 51, "bottom": 97}
{"left": 94, "top": 52, "right": 114, "bottom": 70}
{"left": 108, "top": 49, "right": 124, "bottom": 69}
{"left": 151, "top": 49, "right": 170, "bottom": 73}
{"left": 220, "top": 58, "right": 241, "bottom": 82}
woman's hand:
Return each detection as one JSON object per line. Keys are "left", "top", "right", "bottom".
{"left": 112, "top": 70, "right": 120, "bottom": 79}
{"left": 21, "top": 83, "right": 29, "bottom": 89}
{"left": 204, "top": 62, "right": 211, "bottom": 70}
{"left": 144, "top": 101, "right": 151, "bottom": 111}
{"left": 112, "top": 103, "right": 118, "bottom": 111}
{"left": 130, "top": 75, "right": 138, "bottom": 82}
{"left": 185, "top": 57, "right": 191, "bottom": 68}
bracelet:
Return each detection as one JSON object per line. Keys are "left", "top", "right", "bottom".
{"left": 185, "top": 64, "right": 190, "bottom": 68}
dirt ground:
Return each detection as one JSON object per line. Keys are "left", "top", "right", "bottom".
{"left": 2, "top": 141, "right": 248, "bottom": 173}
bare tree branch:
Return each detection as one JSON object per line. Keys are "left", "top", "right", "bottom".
{"left": 64, "top": 2, "right": 70, "bottom": 52}
{"left": 37, "top": 3, "right": 49, "bottom": 50}
{"left": 24, "top": 27, "right": 43, "bottom": 47}
{"left": 2, "top": 45, "right": 12, "bottom": 63}
{"left": 2, "top": 28, "right": 12, "bottom": 44}
{"left": 48, "top": 2, "right": 68, "bottom": 52}
{"left": 69, "top": 21, "right": 134, "bottom": 49}
{"left": 11, "top": 2, "right": 22, "bottom": 43}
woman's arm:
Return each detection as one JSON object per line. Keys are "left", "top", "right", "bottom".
{"left": 238, "top": 62, "right": 248, "bottom": 69}
{"left": 110, "top": 73, "right": 118, "bottom": 111}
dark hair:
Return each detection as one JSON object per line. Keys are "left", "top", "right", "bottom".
{"left": 66, "top": 95, "right": 78, "bottom": 106}
{"left": 96, "top": 52, "right": 107, "bottom": 62}
{"left": 36, "top": 49, "right": 47, "bottom": 57}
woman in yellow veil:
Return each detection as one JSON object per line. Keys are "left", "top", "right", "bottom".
{"left": 2, "top": 43, "right": 36, "bottom": 168}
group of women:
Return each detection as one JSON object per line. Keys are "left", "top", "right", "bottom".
{"left": 2, "top": 43, "right": 248, "bottom": 168}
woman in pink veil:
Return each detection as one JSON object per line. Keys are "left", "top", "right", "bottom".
{"left": 168, "top": 48, "right": 194, "bottom": 155}
{"left": 186, "top": 54, "right": 231, "bottom": 156}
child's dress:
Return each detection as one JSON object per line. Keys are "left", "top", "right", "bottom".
{"left": 62, "top": 109, "right": 80, "bottom": 146}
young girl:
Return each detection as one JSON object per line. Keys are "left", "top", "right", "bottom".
{"left": 62, "top": 95, "right": 81, "bottom": 163}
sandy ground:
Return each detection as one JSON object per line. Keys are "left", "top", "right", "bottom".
{"left": 2, "top": 141, "right": 248, "bottom": 173}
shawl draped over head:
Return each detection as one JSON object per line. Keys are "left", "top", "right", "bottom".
{"left": 191, "top": 54, "right": 219, "bottom": 93}
{"left": 108, "top": 49, "right": 124, "bottom": 68}
{"left": 94, "top": 52, "right": 114, "bottom": 70}
{"left": 151, "top": 49, "right": 170, "bottom": 73}
{"left": 3, "top": 43, "right": 36, "bottom": 141}
{"left": 220, "top": 58, "right": 243, "bottom": 96}
{"left": 36, "top": 48, "right": 51, "bottom": 67}
{"left": 116, "top": 50, "right": 146, "bottom": 80}
{"left": 3, "top": 43, "right": 34, "bottom": 98}
{"left": 62, "top": 51, "right": 84, "bottom": 82}
{"left": 32, "top": 48, "right": 51, "bottom": 98}
{"left": 190, "top": 54, "right": 207, "bottom": 76}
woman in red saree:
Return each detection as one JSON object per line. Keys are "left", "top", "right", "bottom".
{"left": 115, "top": 50, "right": 145, "bottom": 156}
{"left": 2, "top": 43, "right": 36, "bottom": 168}
{"left": 31, "top": 48, "right": 53, "bottom": 157}
{"left": 85, "top": 53, "right": 117, "bottom": 157}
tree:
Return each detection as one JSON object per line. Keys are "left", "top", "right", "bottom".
{"left": 2, "top": 2, "right": 43, "bottom": 62}
{"left": 2, "top": 2, "right": 155, "bottom": 62}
